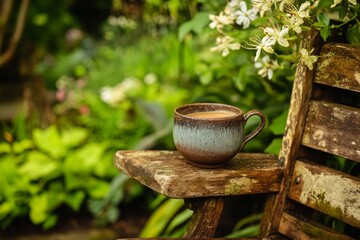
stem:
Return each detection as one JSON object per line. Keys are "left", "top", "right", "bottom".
{"left": 0, "top": 0, "right": 30, "bottom": 67}
{"left": 332, "top": 15, "right": 358, "bottom": 29}
{"left": 0, "top": 0, "right": 14, "bottom": 52}
{"left": 273, "top": 52, "right": 297, "bottom": 62}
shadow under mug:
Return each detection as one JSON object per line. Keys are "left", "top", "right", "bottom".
{"left": 173, "top": 103, "right": 266, "bottom": 168}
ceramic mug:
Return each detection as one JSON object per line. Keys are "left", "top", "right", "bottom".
{"left": 173, "top": 103, "right": 266, "bottom": 168}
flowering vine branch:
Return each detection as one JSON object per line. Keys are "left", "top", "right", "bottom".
{"left": 209, "top": 0, "right": 359, "bottom": 80}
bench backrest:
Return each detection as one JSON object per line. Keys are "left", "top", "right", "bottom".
{"left": 264, "top": 31, "right": 360, "bottom": 239}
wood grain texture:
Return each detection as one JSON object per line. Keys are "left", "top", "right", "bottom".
{"left": 288, "top": 160, "right": 360, "bottom": 228}
{"left": 265, "top": 29, "right": 323, "bottom": 235}
{"left": 302, "top": 101, "right": 360, "bottom": 162}
{"left": 114, "top": 150, "right": 282, "bottom": 198}
{"left": 314, "top": 43, "right": 360, "bottom": 93}
{"left": 278, "top": 212, "right": 354, "bottom": 240}
{"left": 183, "top": 197, "right": 224, "bottom": 238}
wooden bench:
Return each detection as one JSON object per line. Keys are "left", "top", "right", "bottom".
{"left": 114, "top": 31, "right": 360, "bottom": 239}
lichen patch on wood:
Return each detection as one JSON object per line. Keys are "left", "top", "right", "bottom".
{"left": 114, "top": 150, "right": 282, "bottom": 198}
{"left": 224, "top": 177, "right": 258, "bottom": 195}
{"left": 302, "top": 101, "right": 360, "bottom": 162}
{"left": 289, "top": 160, "right": 360, "bottom": 227}
{"left": 154, "top": 172, "right": 173, "bottom": 193}
{"left": 355, "top": 72, "right": 360, "bottom": 85}
{"left": 314, "top": 43, "right": 360, "bottom": 93}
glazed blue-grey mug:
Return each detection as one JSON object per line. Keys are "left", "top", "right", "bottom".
{"left": 173, "top": 103, "right": 266, "bottom": 168}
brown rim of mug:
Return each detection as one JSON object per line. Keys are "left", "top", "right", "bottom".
{"left": 174, "top": 103, "right": 244, "bottom": 121}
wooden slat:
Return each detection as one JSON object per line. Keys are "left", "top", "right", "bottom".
{"left": 314, "top": 43, "right": 360, "bottom": 93}
{"left": 114, "top": 150, "right": 282, "bottom": 198}
{"left": 288, "top": 160, "right": 360, "bottom": 228}
{"left": 279, "top": 212, "right": 354, "bottom": 240}
{"left": 302, "top": 100, "right": 360, "bottom": 162}
{"left": 266, "top": 29, "right": 323, "bottom": 234}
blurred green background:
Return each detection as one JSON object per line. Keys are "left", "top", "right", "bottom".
{"left": 0, "top": 0, "right": 293, "bottom": 238}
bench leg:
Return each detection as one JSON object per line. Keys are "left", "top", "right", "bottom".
{"left": 183, "top": 197, "right": 224, "bottom": 238}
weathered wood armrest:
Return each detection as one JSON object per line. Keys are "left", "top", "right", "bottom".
{"left": 114, "top": 150, "right": 283, "bottom": 198}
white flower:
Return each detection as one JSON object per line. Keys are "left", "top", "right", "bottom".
{"left": 264, "top": 26, "right": 289, "bottom": 47}
{"left": 254, "top": 55, "right": 279, "bottom": 80}
{"left": 100, "top": 78, "right": 141, "bottom": 106}
{"left": 209, "top": 12, "right": 233, "bottom": 31}
{"left": 247, "top": 36, "right": 275, "bottom": 61}
{"left": 299, "top": 48, "right": 318, "bottom": 70}
{"left": 298, "top": 1, "right": 311, "bottom": 18}
{"left": 227, "top": 0, "right": 242, "bottom": 15}
{"left": 331, "top": 0, "right": 356, "bottom": 7}
{"left": 234, "top": 1, "right": 258, "bottom": 29}
{"left": 251, "top": 0, "right": 273, "bottom": 17}
{"left": 278, "top": 0, "right": 294, "bottom": 12}
{"left": 285, "top": 14, "right": 304, "bottom": 33}
{"left": 144, "top": 73, "right": 157, "bottom": 85}
{"left": 100, "top": 86, "right": 126, "bottom": 106}
{"left": 210, "top": 36, "right": 241, "bottom": 57}
{"left": 228, "top": 0, "right": 241, "bottom": 8}
{"left": 284, "top": 1, "right": 311, "bottom": 33}
{"left": 349, "top": 0, "right": 357, "bottom": 5}
{"left": 330, "top": 0, "right": 341, "bottom": 8}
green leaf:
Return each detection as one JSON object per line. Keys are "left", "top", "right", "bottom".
{"left": 233, "top": 213, "right": 262, "bottom": 230}
{"left": 140, "top": 198, "right": 184, "bottom": 237}
{"left": 13, "top": 139, "right": 34, "bottom": 153}
{"left": 149, "top": 194, "right": 167, "bottom": 209}
{"left": 0, "top": 155, "right": 18, "bottom": 183}
{"left": 0, "top": 202, "right": 14, "bottom": 220}
{"left": 42, "top": 214, "right": 58, "bottom": 230}
{"left": 19, "top": 151, "right": 61, "bottom": 180}
{"left": 317, "top": 13, "right": 330, "bottom": 26}
{"left": 178, "top": 21, "right": 194, "bottom": 41}
{"left": 320, "top": 26, "right": 331, "bottom": 41}
{"left": 312, "top": 22, "right": 326, "bottom": 28}
{"left": 45, "top": 184, "right": 65, "bottom": 211}
{"left": 225, "top": 224, "right": 260, "bottom": 238}
{"left": 167, "top": 0, "right": 181, "bottom": 19}
{"left": 265, "top": 138, "right": 282, "bottom": 155}
{"left": 88, "top": 199, "right": 103, "bottom": 215}
{"left": 106, "top": 174, "right": 129, "bottom": 204}
{"left": 0, "top": 143, "right": 11, "bottom": 153}
{"left": 65, "top": 191, "right": 85, "bottom": 211}
{"left": 33, "top": 126, "right": 66, "bottom": 159}
{"left": 61, "top": 127, "right": 88, "bottom": 148}
{"left": 29, "top": 194, "right": 49, "bottom": 224}
{"left": 178, "top": 12, "right": 210, "bottom": 41}
{"left": 164, "top": 208, "right": 193, "bottom": 235}
{"left": 199, "top": 71, "right": 213, "bottom": 85}
{"left": 93, "top": 151, "right": 118, "bottom": 178}
{"left": 133, "top": 121, "right": 172, "bottom": 150}
{"left": 64, "top": 143, "right": 106, "bottom": 174}
{"left": 338, "top": 2, "right": 348, "bottom": 20}
{"left": 86, "top": 178, "right": 110, "bottom": 199}
{"left": 269, "top": 110, "right": 288, "bottom": 135}
{"left": 64, "top": 173, "right": 85, "bottom": 190}
{"left": 190, "top": 12, "right": 211, "bottom": 35}
{"left": 346, "top": 23, "right": 360, "bottom": 45}
{"left": 105, "top": 206, "right": 119, "bottom": 223}
{"left": 135, "top": 99, "right": 168, "bottom": 131}
{"left": 235, "top": 63, "right": 253, "bottom": 91}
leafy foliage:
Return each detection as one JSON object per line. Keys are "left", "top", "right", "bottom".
{"left": 139, "top": 197, "right": 192, "bottom": 237}
{"left": 0, "top": 126, "right": 119, "bottom": 229}
{"left": 5, "top": 0, "right": 351, "bottom": 236}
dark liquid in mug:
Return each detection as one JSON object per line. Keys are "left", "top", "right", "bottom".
{"left": 186, "top": 110, "right": 236, "bottom": 119}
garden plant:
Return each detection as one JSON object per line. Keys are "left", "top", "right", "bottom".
{"left": 0, "top": 0, "right": 359, "bottom": 238}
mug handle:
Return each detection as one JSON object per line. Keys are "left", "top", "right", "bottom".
{"left": 242, "top": 110, "right": 266, "bottom": 147}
